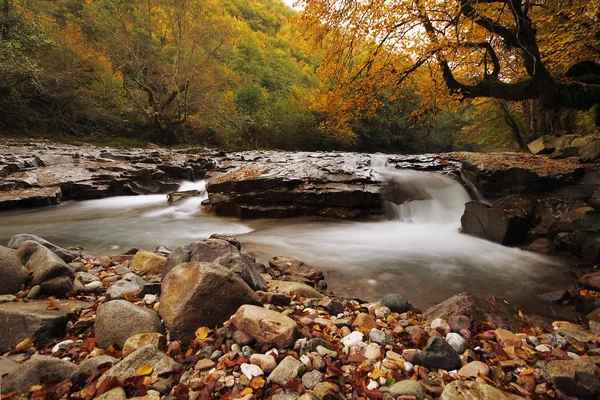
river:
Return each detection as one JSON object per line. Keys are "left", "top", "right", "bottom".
{"left": 0, "top": 157, "right": 570, "bottom": 314}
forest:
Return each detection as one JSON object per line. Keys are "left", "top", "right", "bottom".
{"left": 0, "top": 0, "right": 598, "bottom": 152}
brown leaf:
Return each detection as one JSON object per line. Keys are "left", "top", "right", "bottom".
{"left": 95, "top": 376, "right": 121, "bottom": 397}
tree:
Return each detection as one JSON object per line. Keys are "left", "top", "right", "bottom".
{"left": 299, "top": 0, "right": 600, "bottom": 134}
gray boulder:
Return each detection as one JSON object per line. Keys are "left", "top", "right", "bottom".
{"left": 1, "top": 355, "right": 77, "bottom": 394}
{"left": 0, "top": 300, "right": 89, "bottom": 352}
{"left": 163, "top": 239, "right": 266, "bottom": 290}
{"left": 0, "top": 245, "right": 29, "bottom": 295}
{"left": 159, "top": 262, "right": 261, "bottom": 343}
{"left": 15, "top": 240, "right": 74, "bottom": 296}
{"left": 106, "top": 273, "right": 147, "bottom": 300}
{"left": 97, "top": 344, "right": 178, "bottom": 386}
{"left": 547, "top": 358, "right": 600, "bottom": 397}
{"left": 0, "top": 357, "right": 19, "bottom": 378}
{"left": 380, "top": 293, "right": 411, "bottom": 313}
{"left": 8, "top": 233, "right": 78, "bottom": 262}
{"left": 95, "top": 300, "right": 164, "bottom": 349}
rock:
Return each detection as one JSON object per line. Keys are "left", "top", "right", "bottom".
{"left": 231, "top": 304, "right": 298, "bottom": 348}
{"left": 106, "top": 273, "right": 147, "bottom": 300}
{"left": 546, "top": 358, "right": 600, "bottom": 397}
{"left": 267, "top": 356, "right": 304, "bottom": 385}
{"left": 1, "top": 355, "right": 77, "bottom": 394}
{"left": 302, "top": 369, "right": 322, "bottom": 390}
{"left": 494, "top": 328, "right": 523, "bottom": 347}
{"left": 159, "top": 262, "right": 261, "bottom": 343}
{"left": 240, "top": 363, "right": 263, "bottom": 380}
{"left": 268, "top": 256, "right": 324, "bottom": 283}
{"left": 458, "top": 361, "right": 490, "bottom": 378}
{"left": 0, "top": 295, "right": 15, "bottom": 304}
{"left": 75, "top": 271, "right": 99, "bottom": 284}
{"left": 268, "top": 280, "right": 323, "bottom": 299}
{"left": 369, "top": 328, "right": 394, "bottom": 346}
{"left": 446, "top": 332, "right": 468, "bottom": 353}
{"left": 0, "top": 357, "right": 19, "bottom": 378}
{"left": 97, "top": 344, "right": 179, "bottom": 386}
{"left": 528, "top": 135, "right": 556, "bottom": 155}
{"left": 15, "top": 240, "right": 75, "bottom": 296}
{"left": 589, "top": 189, "right": 600, "bottom": 212}
{"left": 536, "top": 289, "right": 568, "bottom": 303}
{"left": 440, "top": 380, "right": 524, "bottom": 399}
{"left": 209, "top": 234, "right": 241, "bottom": 250}
{"left": 431, "top": 318, "right": 451, "bottom": 335}
{"left": 195, "top": 359, "right": 216, "bottom": 371}
{"left": 523, "top": 238, "right": 555, "bottom": 253}
{"left": 318, "top": 297, "right": 344, "bottom": 315}
{"left": 26, "top": 285, "right": 42, "bottom": 299}
{"left": 163, "top": 239, "right": 266, "bottom": 291}
{"left": 419, "top": 337, "right": 461, "bottom": 370}
{"left": 0, "top": 299, "right": 89, "bottom": 352}
{"left": 0, "top": 245, "right": 29, "bottom": 295}
{"left": 8, "top": 233, "right": 77, "bottom": 262}
{"left": 250, "top": 354, "right": 277, "bottom": 373}
{"left": 95, "top": 300, "right": 164, "bottom": 349}
{"left": 78, "top": 355, "right": 118, "bottom": 376}
{"left": 461, "top": 195, "right": 537, "bottom": 245}
{"left": 313, "top": 382, "right": 340, "bottom": 400}
{"left": 389, "top": 380, "right": 425, "bottom": 400}
{"left": 122, "top": 333, "right": 167, "bottom": 357}
{"left": 580, "top": 138, "right": 600, "bottom": 162}
{"left": 353, "top": 313, "right": 377, "bottom": 331}
{"left": 94, "top": 387, "right": 127, "bottom": 400}
{"left": 578, "top": 272, "right": 600, "bottom": 291}
{"left": 131, "top": 250, "right": 166, "bottom": 276}
{"left": 380, "top": 293, "right": 411, "bottom": 313}
{"left": 423, "top": 293, "right": 525, "bottom": 331}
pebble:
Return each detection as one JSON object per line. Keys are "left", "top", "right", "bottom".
{"left": 341, "top": 331, "right": 364, "bottom": 353}
{"left": 240, "top": 363, "right": 263, "bottom": 380}
{"left": 364, "top": 343, "right": 382, "bottom": 361}
{"left": 316, "top": 345, "right": 338, "bottom": 358}
{"left": 535, "top": 344, "right": 551, "bottom": 352}
{"left": 370, "top": 328, "right": 394, "bottom": 345}
{"left": 194, "top": 359, "right": 215, "bottom": 371}
{"left": 389, "top": 380, "right": 425, "bottom": 400}
{"left": 26, "top": 285, "right": 42, "bottom": 300}
{"left": 250, "top": 354, "right": 277, "bottom": 373}
{"left": 431, "top": 318, "right": 451, "bottom": 335}
{"left": 458, "top": 361, "right": 490, "bottom": 378}
{"left": 446, "top": 332, "right": 468, "bottom": 354}
{"left": 302, "top": 369, "right": 322, "bottom": 390}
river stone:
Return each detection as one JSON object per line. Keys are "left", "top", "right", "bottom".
{"left": 267, "top": 356, "right": 304, "bottom": 385}
{"left": 546, "top": 358, "right": 600, "bottom": 396}
{"left": 589, "top": 189, "right": 600, "bottom": 212}
{"left": 8, "top": 233, "right": 78, "bottom": 262}
{"left": 440, "top": 380, "right": 524, "bottom": 399}
{"left": 231, "top": 304, "right": 299, "bottom": 348}
{"left": 268, "top": 280, "right": 323, "bottom": 299}
{"left": 95, "top": 300, "right": 164, "bottom": 349}
{"left": 0, "top": 245, "right": 29, "bottom": 295}
{"left": 163, "top": 239, "right": 266, "bottom": 290}
{"left": 268, "top": 256, "right": 324, "bottom": 283}
{"left": 419, "top": 336, "right": 461, "bottom": 371}
{"left": 159, "top": 262, "right": 261, "bottom": 342}
{"left": 106, "top": 273, "right": 147, "bottom": 300}
{"left": 1, "top": 355, "right": 78, "bottom": 394}
{"left": 77, "top": 355, "right": 117, "bottom": 377}
{"left": 458, "top": 361, "right": 490, "bottom": 378}
{"left": 0, "top": 356, "right": 19, "bottom": 378}
{"left": 130, "top": 250, "right": 166, "bottom": 276}
{"left": 389, "top": 380, "right": 425, "bottom": 399}
{"left": 94, "top": 387, "right": 127, "bottom": 400}
{"left": 209, "top": 233, "right": 242, "bottom": 250}
{"left": 578, "top": 271, "right": 600, "bottom": 291}
{"left": 0, "top": 299, "right": 89, "bottom": 352}
{"left": 380, "top": 293, "right": 411, "bottom": 313}
{"left": 97, "top": 344, "right": 179, "bottom": 386}
{"left": 302, "top": 369, "right": 322, "bottom": 390}
{"left": 446, "top": 332, "right": 468, "bottom": 353}
{"left": 122, "top": 333, "right": 167, "bottom": 357}
{"left": 423, "top": 292, "right": 524, "bottom": 331}
{"left": 15, "top": 240, "right": 75, "bottom": 296}
{"left": 527, "top": 135, "right": 556, "bottom": 155}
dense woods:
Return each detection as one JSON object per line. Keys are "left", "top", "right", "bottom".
{"left": 0, "top": 0, "right": 598, "bottom": 151}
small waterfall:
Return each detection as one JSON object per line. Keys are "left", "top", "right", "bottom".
{"left": 371, "top": 155, "right": 471, "bottom": 226}
{"left": 143, "top": 180, "right": 208, "bottom": 219}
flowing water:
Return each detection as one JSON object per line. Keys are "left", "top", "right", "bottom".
{"left": 0, "top": 157, "right": 570, "bottom": 314}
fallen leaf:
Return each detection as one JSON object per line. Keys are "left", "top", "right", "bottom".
{"left": 250, "top": 376, "right": 265, "bottom": 389}
{"left": 136, "top": 365, "right": 154, "bottom": 376}
{"left": 47, "top": 300, "right": 60, "bottom": 310}
{"left": 240, "top": 387, "right": 253, "bottom": 396}
{"left": 15, "top": 338, "right": 34, "bottom": 352}
{"left": 195, "top": 327, "right": 212, "bottom": 341}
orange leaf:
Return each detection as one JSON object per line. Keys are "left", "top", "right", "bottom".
{"left": 136, "top": 365, "right": 154, "bottom": 376}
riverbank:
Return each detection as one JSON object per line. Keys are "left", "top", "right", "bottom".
{"left": 1, "top": 233, "right": 599, "bottom": 399}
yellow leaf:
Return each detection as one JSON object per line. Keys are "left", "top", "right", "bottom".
{"left": 370, "top": 368, "right": 383, "bottom": 380}
{"left": 136, "top": 365, "right": 154, "bottom": 376}
{"left": 249, "top": 376, "right": 265, "bottom": 389}
{"left": 195, "top": 326, "right": 212, "bottom": 341}
{"left": 240, "top": 387, "right": 253, "bottom": 396}
{"left": 520, "top": 368, "right": 535, "bottom": 376}
{"left": 15, "top": 338, "right": 34, "bottom": 352}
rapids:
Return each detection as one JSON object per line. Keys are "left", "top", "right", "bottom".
{"left": 0, "top": 156, "right": 569, "bottom": 313}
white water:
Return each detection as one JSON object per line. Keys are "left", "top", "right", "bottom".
{"left": 0, "top": 166, "right": 569, "bottom": 312}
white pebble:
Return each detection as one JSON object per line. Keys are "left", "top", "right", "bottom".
{"left": 367, "top": 279, "right": 377, "bottom": 285}
{"left": 404, "top": 362, "right": 414, "bottom": 372}
{"left": 144, "top": 294, "right": 157, "bottom": 304}
{"left": 367, "top": 380, "right": 378, "bottom": 390}
{"left": 240, "top": 363, "right": 264, "bottom": 380}
{"left": 341, "top": 331, "right": 364, "bottom": 353}
{"left": 52, "top": 340, "right": 74, "bottom": 353}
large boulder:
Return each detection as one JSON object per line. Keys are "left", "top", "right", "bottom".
{"left": 1, "top": 355, "right": 78, "bottom": 394}
{"left": 268, "top": 256, "right": 324, "bottom": 283}
{"left": 159, "top": 262, "right": 261, "bottom": 343}
{"left": 0, "top": 300, "right": 89, "bottom": 352}
{"left": 578, "top": 271, "right": 600, "bottom": 291}
{"left": 440, "top": 380, "right": 524, "bottom": 399}
{"left": 423, "top": 293, "right": 525, "bottom": 332}
{"left": 163, "top": 239, "right": 266, "bottom": 290}
{"left": 527, "top": 135, "right": 556, "bottom": 155}
{"left": 97, "top": 344, "right": 179, "bottom": 387}
{"left": 95, "top": 300, "right": 164, "bottom": 349}
{"left": 231, "top": 304, "right": 299, "bottom": 348}
{"left": 8, "top": 233, "right": 78, "bottom": 262}
{"left": 547, "top": 358, "right": 600, "bottom": 397}
{"left": 461, "top": 195, "right": 538, "bottom": 245}
{"left": 0, "top": 245, "right": 29, "bottom": 295}
{"left": 15, "top": 240, "right": 75, "bottom": 296}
